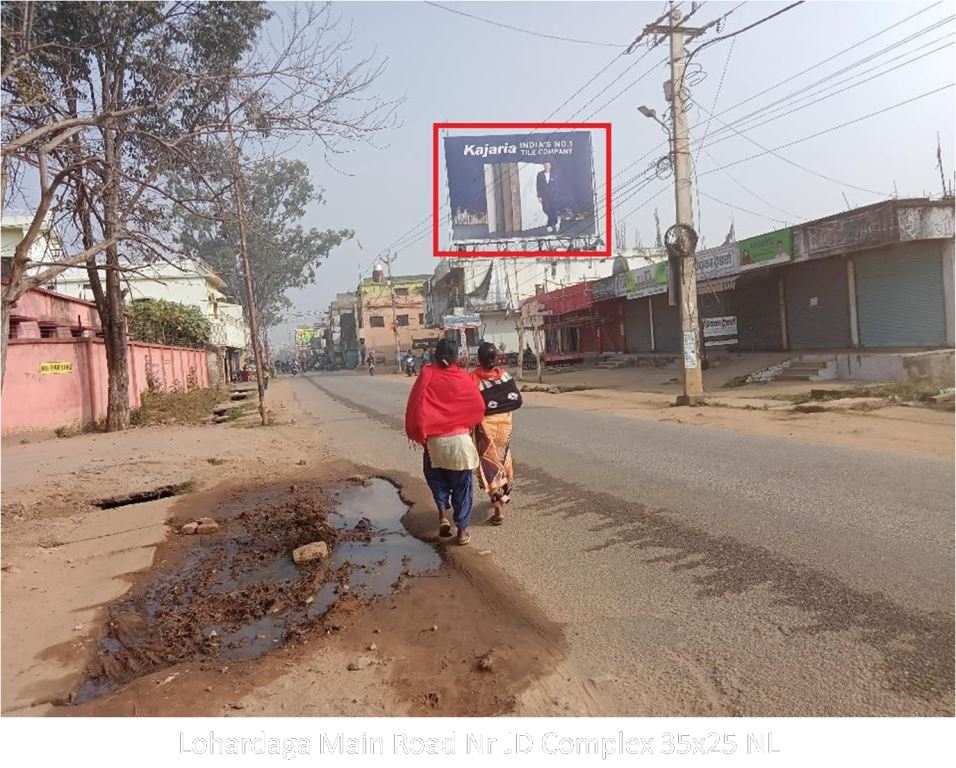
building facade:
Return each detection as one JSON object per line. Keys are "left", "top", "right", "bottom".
{"left": 423, "top": 255, "right": 630, "bottom": 354}
{"left": 356, "top": 267, "right": 439, "bottom": 363}
{"left": 325, "top": 292, "right": 359, "bottom": 368}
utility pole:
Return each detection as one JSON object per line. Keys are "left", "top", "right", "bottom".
{"left": 646, "top": 7, "right": 705, "bottom": 404}
{"left": 382, "top": 252, "right": 401, "bottom": 371}
{"left": 224, "top": 89, "right": 268, "bottom": 425}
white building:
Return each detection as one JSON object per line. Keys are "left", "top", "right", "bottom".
{"left": 50, "top": 257, "right": 250, "bottom": 379}
{"left": 1, "top": 212, "right": 63, "bottom": 282}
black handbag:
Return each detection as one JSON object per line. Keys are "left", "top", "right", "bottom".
{"left": 477, "top": 373, "right": 522, "bottom": 415}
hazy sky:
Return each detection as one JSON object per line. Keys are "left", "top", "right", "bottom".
{"left": 272, "top": 0, "right": 956, "bottom": 346}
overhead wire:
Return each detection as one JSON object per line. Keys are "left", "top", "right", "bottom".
{"left": 377, "top": 3, "right": 689, "bottom": 259}
{"left": 423, "top": 1, "right": 629, "bottom": 49}
{"left": 608, "top": 1, "right": 948, "bottom": 194}
{"left": 612, "top": 18, "right": 955, "bottom": 206}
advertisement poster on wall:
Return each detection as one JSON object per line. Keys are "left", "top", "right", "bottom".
{"left": 703, "top": 316, "right": 738, "bottom": 348}
{"left": 444, "top": 132, "right": 596, "bottom": 243}
{"left": 739, "top": 228, "right": 793, "bottom": 271}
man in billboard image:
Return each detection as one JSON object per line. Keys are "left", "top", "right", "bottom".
{"left": 536, "top": 161, "right": 560, "bottom": 233}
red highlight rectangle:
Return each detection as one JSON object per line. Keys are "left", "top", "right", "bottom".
{"left": 433, "top": 122, "right": 612, "bottom": 258}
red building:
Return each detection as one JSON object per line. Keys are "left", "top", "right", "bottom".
{"left": 530, "top": 282, "right": 627, "bottom": 357}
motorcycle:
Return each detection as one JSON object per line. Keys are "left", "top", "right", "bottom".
{"left": 404, "top": 355, "right": 417, "bottom": 377}
{"left": 367, "top": 359, "right": 375, "bottom": 376}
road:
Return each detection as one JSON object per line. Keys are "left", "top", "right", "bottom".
{"left": 291, "top": 371, "right": 954, "bottom": 716}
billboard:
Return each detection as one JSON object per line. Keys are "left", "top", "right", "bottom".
{"left": 443, "top": 131, "right": 596, "bottom": 244}
{"left": 294, "top": 327, "right": 320, "bottom": 347}
{"left": 442, "top": 313, "right": 482, "bottom": 330}
{"left": 739, "top": 228, "right": 792, "bottom": 271}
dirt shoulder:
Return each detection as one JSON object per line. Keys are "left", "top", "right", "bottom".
{"left": 1, "top": 380, "right": 567, "bottom": 716}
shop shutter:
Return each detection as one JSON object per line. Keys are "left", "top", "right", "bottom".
{"left": 732, "top": 273, "right": 783, "bottom": 351}
{"left": 650, "top": 293, "right": 681, "bottom": 352}
{"left": 855, "top": 244, "right": 945, "bottom": 347}
{"left": 625, "top": 298, "right": 653, "bottom": 352}
{"left": 784, "top": 259, "right": 852, "bottom": 349}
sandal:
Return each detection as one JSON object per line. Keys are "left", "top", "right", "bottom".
{"left": 457, "top": 530, "right": 471, "bottom": 546}
{"left": 438, "top": 518, "right": 452, "bottom": 538}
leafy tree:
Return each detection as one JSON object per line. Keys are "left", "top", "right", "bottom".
{"left": 128, "top": 298, "right": 210, "bottom": 348}
{"left": 175, "top": 154, "right": 352, "bottom": 331}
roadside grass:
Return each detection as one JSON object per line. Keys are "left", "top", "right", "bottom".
{"left": 224, "top": 403, "right": 254, "bottom": 421}
{"left": 54, "top": 419, "right": 107, "bottom": 438}
{"left": 130, "top": 385, "right": 227, "bottom": 427}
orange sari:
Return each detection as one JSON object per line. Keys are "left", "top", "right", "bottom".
{"left": 470, "top": 367, "right": 515, "bottom": 504}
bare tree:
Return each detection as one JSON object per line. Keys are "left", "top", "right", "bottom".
{"left": 2, "top": 1, "right": 397, "bottom": 427}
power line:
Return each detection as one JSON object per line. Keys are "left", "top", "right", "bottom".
{"left": 696, "top": 41, "right": 954, "bottom": 156}
{"left": 609, "top": 2, "right": 948, "bottom": 192}
{"left": 424, "top": 1, "right": 629, "bottom": 49}
{"left": 383, "top": 8, "right": 686, "bottom": 256}
{"left": 617, "top": 81, "right": 954, "bottom": 227}
{"left": 612, "top": 24, "right": 954, "bottom": 206}
{"left": 698, "top": 82, "right": 955, "bottom": 180}
{"left": 697, "top": 146, "right": 803, "bottom": 220}
{"left": 695, "top": 17, "right": 955, "bottom": 149}
{"left": 697, "top": 189, "right": 790, "bottom": 227}
{"left": 694, "top": 35, "right": 736, "bottom": 237}
{"left": 688, "top": 1, "right": 806, "bottom": 60}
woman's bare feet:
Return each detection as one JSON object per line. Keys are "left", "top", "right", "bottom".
{"left": 490, "top": 503, "right": 504, "bottom": 525}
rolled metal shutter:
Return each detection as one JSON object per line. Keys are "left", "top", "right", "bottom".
{"left": 732, "top": 272, "right": 783, "bottom": 351}
{"left": 855, "top": 244, "right": 945, "bottom": 347}
{"left": 650, "top": 293, "right": 681, "bottom": 352}
{"left": 624, "top": 297, "right": 652, "bottom": 352}
{"left": 784, "top": 258, "right": 852, "bottom": 349}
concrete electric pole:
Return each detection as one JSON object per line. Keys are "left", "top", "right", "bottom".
{"left": 646, "top": 7, "right": 706, "bottom": 404}
{"left": 382, "top": 252, "right": 402, "bottom": 370}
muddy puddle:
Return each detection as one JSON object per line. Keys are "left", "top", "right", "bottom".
{"left": 72, "top": 478, "right": 440, "bottom": 704}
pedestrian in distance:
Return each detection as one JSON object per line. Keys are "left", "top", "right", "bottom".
{"left": 471, "top": 341, "right": 522, "bottom": 524}
{"left": 404, "top": 338, "right": 485, "bottom": 545}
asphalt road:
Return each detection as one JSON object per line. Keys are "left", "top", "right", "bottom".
{"left": 291, "top": 371, "right": 954, "bottom": 716}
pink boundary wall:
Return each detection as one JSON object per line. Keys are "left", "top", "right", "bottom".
{"left": 2, "top": 339, "right": 211, "bottom": 435}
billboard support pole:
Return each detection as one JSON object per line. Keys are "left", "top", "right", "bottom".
{"left": 504, "top": 257, "right": 524, "bottom": 381}
{"left": 647, "top": 8, "right": 705, "bottom": 404}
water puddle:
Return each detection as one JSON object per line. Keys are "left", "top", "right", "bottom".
{"left": 72, "top": 478, "right": 440, "bottom": 704}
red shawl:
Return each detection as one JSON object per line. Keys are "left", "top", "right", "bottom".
{"left": 405, "top": 363, "right": 486, "bottom": 446}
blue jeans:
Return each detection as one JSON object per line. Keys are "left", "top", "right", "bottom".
{"left": 423, "top": 450, "right": 473, "bottom": 531}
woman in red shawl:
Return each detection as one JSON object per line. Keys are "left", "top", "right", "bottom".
{"left": 405, "top": 338, "right": 485, "bottom": 545}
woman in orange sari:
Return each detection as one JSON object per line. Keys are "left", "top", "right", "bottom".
{"left": 471, "top": 342, "right": 522, "bottom": 525}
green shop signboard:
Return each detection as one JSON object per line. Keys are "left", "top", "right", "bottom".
{"left": 738, "top": 228, "right": 792, "bottom": 271}
{"left": 623, "top": 261, "right": 669, "bottom": 299}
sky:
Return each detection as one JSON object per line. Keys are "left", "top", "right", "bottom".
{"left": 270, "top": 0, "right": 956, "bottom": 347}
